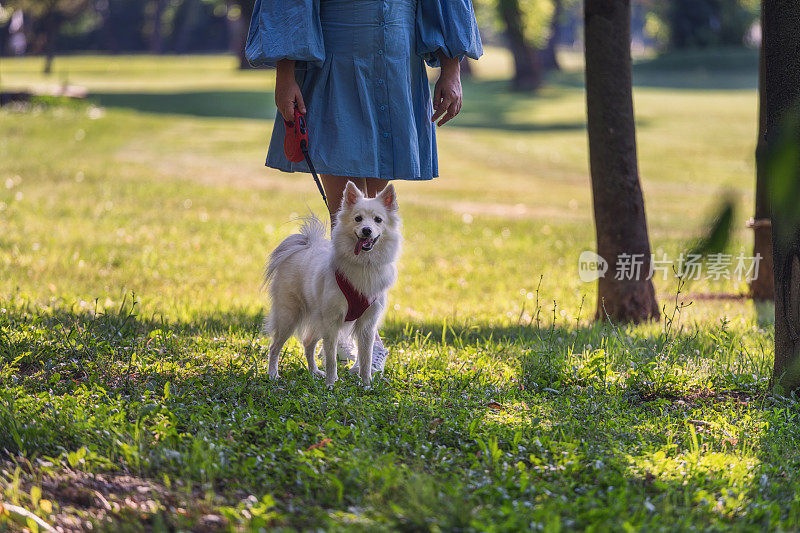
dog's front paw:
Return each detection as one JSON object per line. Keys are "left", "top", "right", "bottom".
{"left": 310, "top": 368, "right": 325, "bottom": 379}
{"left": 268, "top": 371, "right": 279, "bottom": 381}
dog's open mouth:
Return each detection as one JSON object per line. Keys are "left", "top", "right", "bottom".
{"left": 354, "top": 235, "right": 379, "bottom": 255}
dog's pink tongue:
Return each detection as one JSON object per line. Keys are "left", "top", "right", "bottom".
{"left": 354, "top": 238, "right": 366, "bottom": 256}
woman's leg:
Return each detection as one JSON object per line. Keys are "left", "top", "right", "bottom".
{"left": 321, "top": 174, "right": 366, "bottom": 225}
{"left": 321, "top": 175, "right": 389, "bottom": 224}
{"left": 364, "top": 177, "right": 388, "bottom": 198}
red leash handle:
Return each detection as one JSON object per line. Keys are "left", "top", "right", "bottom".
{"left": 283, "top": 106, "right": 328, "bottom": 209}
{"left": 283, "top": 107, "right": 308, "bottom": 163}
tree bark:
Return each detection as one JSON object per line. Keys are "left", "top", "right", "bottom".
{"left": 99, "top": 0, "right": 119, "bottom": 54}
{"left": 42, "top": 11, "right": 59, "bottom": 75}
{"left": 235, "top": 0, "right": 255, "bottom": 69}
{"left": 542, "top": 0, "right": 563, "bottom": 71}
{"left": 750, "top": 35, "right": 774, "bottom": 300}
{"left": 498, "top": 0, "right": 543, "bottom": 91}
{"left": 765, "top": 0, "right": 800, "bottom": 393}
{"left": 149, "top": 0, "right": 165, "bottom": 54}
{"left": 460, "top": 56, "right": 474, "bottom": 77}
{"left": 584, "top": 0, "right": 659, "bottom": 323}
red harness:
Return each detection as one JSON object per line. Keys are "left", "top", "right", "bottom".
{"left": 335, "top": 270, "right": 375, "bottom": 322}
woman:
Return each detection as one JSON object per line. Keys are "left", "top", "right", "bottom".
{"left": 246, "top": 0, "right": 482, "bottom": 373}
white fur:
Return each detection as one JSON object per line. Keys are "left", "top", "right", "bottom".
{"left": 263, "top": 182, "right": 402, "bottom": 387}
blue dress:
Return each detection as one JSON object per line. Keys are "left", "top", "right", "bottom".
{"left": 246, "top": 0, "right": 482, "bottom": 181}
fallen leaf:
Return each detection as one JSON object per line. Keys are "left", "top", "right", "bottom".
{"left": 306, "top": 438, "right": 332, "bottom": 451}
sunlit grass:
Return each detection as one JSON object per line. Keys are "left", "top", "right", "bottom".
{"left": 1, "top": 48, "right": 795, "bottom": 531}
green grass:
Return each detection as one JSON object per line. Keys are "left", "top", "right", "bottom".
{"left": 1, "top": 48, "right": 797, "bottom": 531}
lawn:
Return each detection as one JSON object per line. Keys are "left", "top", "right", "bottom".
{"left": 1, "top": 48, "right": 798, "bottom": 531}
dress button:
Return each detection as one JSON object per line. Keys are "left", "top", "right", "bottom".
{"left": 380, "top": 105, "right": 386, "bottom": 111}
{"left": 383, "top": 132, "right": 389, "bottom": 138}
{"left": 378, "top": 49, "right": 384, "bottom": 55}
{"left": 378, "top": 79, "right": 384, "bottom": 84}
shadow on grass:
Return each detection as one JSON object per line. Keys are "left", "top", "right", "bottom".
{"left": 550, "top": 66, "right": 757, "bottom": 91}
{"left": 85, "top": 79, "right": 687, "bottom": 134}
{"left": 90, "top": 90, "right": 277, "bottom": 120}
{"left": 88, "top": 82, "right": 585, "bottom": 133}
{"left": 0, "top": 301, "right": 769, "bottom": 402}
{"left": 631, "top": 49, "right": 758, "bottom": 91}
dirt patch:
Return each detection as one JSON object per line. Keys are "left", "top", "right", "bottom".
{"left": 636, "top": 387, "right": 761, "bottom": 405}
{"left": 0, "top": 92, "right": 32, "bottom": 106}
{"left": 1, "top": 466, "right": 228, "bottom": 532}
{"left": 684, "top": 292, "right": 749, "bottom": 302}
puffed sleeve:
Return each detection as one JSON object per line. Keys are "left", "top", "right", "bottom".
{"left": 416, "top": 0, "right": 483, "bottom": 68}
{"left": 245, "top": 0, "right": 325, "bottom": 68}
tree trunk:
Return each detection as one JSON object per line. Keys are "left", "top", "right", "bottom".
{"left": 542, "top": 0, "right": 563, "bottom": 71}
{"left": 236, "top": 0, "right": 255, "bottom": 69}
{"left": 174, "top": 0, "right": 201, "bottom": 54}
{"left": 460, "top": 56, "right": 474, "bottom": 77}
{"left": 584, "top": 0, "right": 659, "bottom": 323}
{"left": 498, "top": 0, "right": 543, "bottom": 91}
{"left": 99, "top": 0, "right": 119, "bottom": 54}
{"left": 750, "top": 35, "right": 774, "bottom": 300}
{"left": 149, "top": 0, "right": 165, "bottom": 54}
{"left": 42, "top": 12, "right": 59, "bottom": 75}
{"left": 765, "top": 0, "right": 800, "bottom": 393}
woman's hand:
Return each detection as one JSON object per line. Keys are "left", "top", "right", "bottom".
{"left": 275, "top": 59, "right": 306, "bottom": 121}
{"left": 431, "top": 54, "right": 462, "bottom": 127}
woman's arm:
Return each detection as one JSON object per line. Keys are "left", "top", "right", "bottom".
{"left": 275, "top": 59, "right": 307, "bottom": 121}
{"left": 431, "top": 52, "right": 462, "bottom": 126}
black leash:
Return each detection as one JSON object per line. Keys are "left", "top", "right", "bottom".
{"left": 287, "top": 108, "right": 328, "bottom": 209}
{"left": 301, "top": 141, "right": 328, "bottom": 209}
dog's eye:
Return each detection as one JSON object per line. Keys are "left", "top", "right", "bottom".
{"left": 374, "top": 217, "right": 383, "bottom": 224}
{"left": 354, "top": 215, "right": 362, "bottom": 222}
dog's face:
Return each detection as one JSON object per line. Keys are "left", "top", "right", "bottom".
{"left": 334, "top": 181, "right": 400, "bottom": 259}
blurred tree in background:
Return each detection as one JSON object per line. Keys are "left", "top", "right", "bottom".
{"left": 0, "top": 0, "right": 237, "bottom": 62}
{"left": 3, "top": 0, "right": 92, "bottom": 73}
{"left": 474, "top": 0, "right": 568, "bottom": 90}
{"left": 0, "top": 0, "right": 761, "bottom": 75}
{"left": 644, "top": 0, "right": 759, "bottom": 49}
{"left": 202, "top": 0, "right": 255, "bottom": 69}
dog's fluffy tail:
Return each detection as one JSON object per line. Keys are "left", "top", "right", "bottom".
{"left": 263, "top": 216, "right": 326, "bottom": 335}
{"left": 265, "top": 215, "right": 327, "bottom": 282}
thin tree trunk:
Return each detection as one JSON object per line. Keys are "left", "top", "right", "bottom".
{"left": 498, "top": 0, "right": 543, "bottom": 91}
{"left": 542, "top": 0, "right": 563, "bottom": 71}
{"left": 100, "top": 0, "right": 119, "bottom": 54}
{"left": 236, "top": 0, "right": 255, "bottom": 69}
{"left": 460, "top": 56, "right": 474, "bottom": 77}
{"left": 42, "top": 12, "right": 59, "bottom": 75}
{"left": 750, "top": 35, "right": 774, "bottom": 300}
{"left": 765, "top": 0, "right": 800, "bottom": 393}
{"left": 149, "top": 0, "right": 165, "bottom": 54}
{"left": 174, "top": 0, "right": 201, "bottom": 53}
{"left": 584, "top": 0, "right": 659, "bottom": 323}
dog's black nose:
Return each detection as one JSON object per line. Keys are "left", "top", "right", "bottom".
{"left": 361, "top": 227, "right": 372, "bottom": 237}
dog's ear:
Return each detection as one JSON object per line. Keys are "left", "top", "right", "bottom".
{"left": 377, "top": 184, "right": 398, "bottom": 211}
{"left": 342, "top": 181, "right": 364, "bottom": 209}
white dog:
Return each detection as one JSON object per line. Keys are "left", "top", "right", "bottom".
{"left": 263, "top": 181, "right": 401, "bottom": 387}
